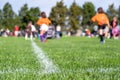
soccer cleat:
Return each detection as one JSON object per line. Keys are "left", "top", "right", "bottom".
{"left": 100, "top": 40, "right": 105, "bottom": 44}
{"left": 44, "top": 39, "right": 48, "bottom": 42}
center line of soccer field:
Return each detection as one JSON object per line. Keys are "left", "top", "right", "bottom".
{"left": 31, "top": 41, "right": 59, "bottom": 74}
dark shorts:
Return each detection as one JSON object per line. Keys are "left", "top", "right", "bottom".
{"left": 98, "top": 24, "right": 107, "bottom": 30}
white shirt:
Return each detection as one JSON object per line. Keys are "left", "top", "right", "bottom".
{"left": 31, "top": 25, "right": 36, "bottom": 31}
{"left": 56, "top": 25, "right": 61, "bottom": 31}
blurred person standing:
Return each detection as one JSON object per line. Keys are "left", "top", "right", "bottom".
{"left": 36, "top": 12, "right": 51, "bottom": 42}
{"left": 25, "top": 22, "right": 32, "bottom": 40}
{"left": 6, "top": 28, "right": 10, "bottom": 36}
{"left": 110, "top": 17, "right": 119, "bottom": 39}
{"left": 91, "top": 7, "right": 110, "bottom": 43}
{"left": 104, "top": 25, "right": 110, "bottom": 38}
{"left": 14, "top": 25, "right": 19, "bottom": 37}
{"left": 56, "top": 25, "right": 61, "bottom": 38}
{"left": 85, "top": 29, "right": 91, "bottom": 38}
{"left": 93, "top": 25, "right": 98, "bottom": 36}
{"left": 28, "top": 21, "right": 36, "bottom": 40}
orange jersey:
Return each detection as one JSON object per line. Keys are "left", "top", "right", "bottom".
{"left": 37, "top": 18, "right": 51, "bottom": 26}
{"left": 91, "top": 13, "right": 109, "bottom": 26}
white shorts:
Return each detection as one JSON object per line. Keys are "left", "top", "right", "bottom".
{"left": 40, "top": 24, "right": 48, "bottom": 31}
{"left": 14, "top": 31, "right": 18, "bottom": 36}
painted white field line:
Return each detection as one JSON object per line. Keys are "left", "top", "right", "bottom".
{"left": 31, "top": 41, "right": 59, "bottom": 74}
{"left": 0, "top": 67, "right": 119, "bottom": 74}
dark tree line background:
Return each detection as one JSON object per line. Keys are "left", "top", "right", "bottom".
{"left": 0, "top": 1, "right": 120, "bottom": 32}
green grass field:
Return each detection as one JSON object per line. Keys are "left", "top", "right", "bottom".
{"left": 0, "top": 37, "right": 120, "bottom": 80}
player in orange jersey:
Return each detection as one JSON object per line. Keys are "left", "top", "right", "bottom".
{"left": 91, "top": 7, "right": 110, "bottom": 43}
{"left": 36, "top": 12, "right": 51, "bottom": 42}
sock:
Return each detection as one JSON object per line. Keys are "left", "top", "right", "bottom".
{"left": 25, "top": 34, "right": 28, "bottom": 40}
{"left": 43, "top": 32, "right": 47, "bottom": 41}
{"left": 30, "top": 35, "right": 33, "bottom": 40}
{"left": 99, "top": 35, "right": 104, "bottom": 42}
{"left": 40, "top": 35, "right": 44, "bottom": 42}
{"left": 43, "top": 33, "right": 46, "bottom": 39}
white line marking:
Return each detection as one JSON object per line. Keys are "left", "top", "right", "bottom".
{"left": 0, "top": 67, "right": 119, "bottom": 74}
{"left": 31, "top": 41, "right": 59, "bottom": 74}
